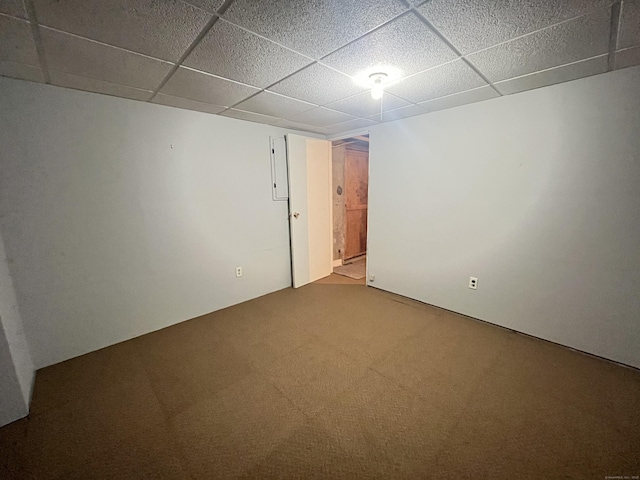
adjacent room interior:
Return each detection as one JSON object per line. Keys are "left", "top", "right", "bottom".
{"left": 1, "top": 0, "right": 639, "bottom": 478}
{"left": 331, "top": 135, "right": 369, "bottom": 284}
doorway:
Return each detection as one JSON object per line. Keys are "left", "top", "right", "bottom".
{"left": 283, "top": 132, "right": 369, "bottom": 288}
{"left": 330, "top": 134, "right": 369, "bottom": 284}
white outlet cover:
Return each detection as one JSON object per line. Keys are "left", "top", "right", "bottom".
{"left": 469, "top": 277, "right": 478, "bottom": 289}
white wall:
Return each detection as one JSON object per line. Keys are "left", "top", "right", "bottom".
{"left": 0, "top": 228, "right": 33, "bottom": 426}
{"left": 0, "top": 322, "right": 27, "bottom": 426}
{"left": 0, "top": 77, "right": 304, "bottom": 368}
{"left": 367, "top": 66, "right": 640, "bottom": 369}
{"left": 0, "top": 230, "right": 34, "bottom": 408}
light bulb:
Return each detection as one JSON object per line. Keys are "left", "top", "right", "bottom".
{"left": 369, "top": 72, "right": 388, "bottom": 100}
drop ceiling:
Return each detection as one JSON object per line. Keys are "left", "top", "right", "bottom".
{"left": 1, "top": 0, "right": 638, "bottom": 136}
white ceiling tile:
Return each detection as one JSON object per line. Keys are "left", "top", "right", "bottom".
{"left": 223, "top": 0, "right": 407, "bottom": 59}
{"left": 160, "top": 67, "right": 259, "bottom": 106}
{"left": 49, "top": 70, "right": 154, "bottom": 101}
{"left": 0, "top": 15, "right": 39, "bottom": 66}
{"left": 618, "top": 0, "right": 640, "bottom": 50}
{"left": 41, "top": 27, "right": 173, "bottom": 90}
{"left": 495, "top": 55, "right": 607, "bottom": 95}
{"left": 181, "top": 0, "right": 225, "bottom": 14}
{"left": 374, "top": 104, "right": 429, "bottom": 122}
{"left": 287, "top": 107, "right": 356, "bottom": 127}
{"left": 324, "top": 118, "right": 377, "bottom": 135}
{"left": 0, "top": 60, "right": 45, "bottom": 82}
{"left": 418, "top": 86, "right": 499, "bottom": 112}
{"left": 615, "top": 45, "right": 640, "bottom": 69}
{"left": 274, "top": 119, "right": 330, "bottom": 135}
{"left": 466, "top": 8, "right": 611, "bottom": 83}
{"left": 220, "top": 108, "right": 281, "bottom": 125}
{"left": 325, "top": 91, "right": 411, "bottom": 118}
{"left": 152, "top": 93, "right": 226, "bottom": 114}
{"left": 0, "top": 0, "right": 27, "bottom": 19}
{"left": 32, "top": 0, "right": 211, "bottom": 62}
{"left": 268, "top": 63, "right": 366, "bottom": 105}
{"left": 234, "top": 91, "right": 316, "bottom": 118}
{"left": 321, "top": 13, "right": 457, "bottom": 79}
{"left": 385, "top": 59, "right": 487, "bottom": 104}
{"left": 183, "top": 19, "right": 312, "bottom": 88}
{"left": 381, "top": 93, "right": 413, "bottom": 111}
{"left": 417, "top": 0, "right": 613, "bottom": 54}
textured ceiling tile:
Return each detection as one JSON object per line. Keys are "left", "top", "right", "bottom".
{"left": 322, "top": 13, "right": 457, "bottom": 79}
{"left": 495, "top": 55, "right": 607, "bottom": 95}
{"left": 274, "top": 119, "right": 331, "bottom": 135}
{"left": 375, "top": 104, "right": 429, "bottom": 122}
{"left": 325, "top": 91, "right": 411, "bottom": 117}
{"left": 324, "top": 118, "right": 377, "bottom": 135}
{"left": 419, "top": 86, "right": 499, "bottom": 112}
{"left": 152, "top": 93, "right": 226, "bottom": 114}
{"left": 0, "top": 60, "right": 45, "bottom": 82}
{"left": 618, "top": 0, "right": 640, "bottom": 49}
{"left": 287, "top": 107, "right": 356, "bottom": 127}
{"left": 0, "top": 15, "right": 39, "bottom": 66}
{"left": 220, "top": 108, "right": 281, "bottom": 125}
{"left": 183, "top": 19, "right": 312, "bottom": 88}
{"left": 223, "top": 0, "right": 407, "bottom": 59}
{"left": 418, "top": 0, "right": 613, "bottom": 54}
{"left": 181, "top": 0, "right": 225, "bottom": 14}
{"left": 385, "top": 59, "right": 487, "bottom": 104}
{"left": 40, "top": 27, "right": 172, "bottom": 90}
{"left": 268, "top": 63, "right": 366, "bottom": 105}
{"left": 32, "top": 0, "right": 211, "bottom": 62}
{"left": 382, "top": 93, "right": 413, "bottom": 111}
{"left": 0, "top": 0, "right": 27, "bottom": 19}
{"left": 615, "top": 45, "right": 640, "bottom": 69}
{"left": 49, "top": 70, "right": 154, "bottom": 101}
{"left": 466, "top": 8, "right": 611, "bottom": 83}
{"left": 234, "top": 91, "right": 315, "bottom": 118}
{"left": 160, "top": 67, "right": 259, "bottom": 106}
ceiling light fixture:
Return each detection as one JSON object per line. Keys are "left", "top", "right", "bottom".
{"left": 369, "top": 72, "right": 388, "bottom": 100}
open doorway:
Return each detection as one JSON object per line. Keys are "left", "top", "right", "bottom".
{"left": 327, "top": 134, "right": 369, "bottom": 285}
{"left": 283, "top": 132, "right": 368, "bottom": 288}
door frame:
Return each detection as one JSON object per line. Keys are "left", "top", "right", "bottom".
{"left": 286, "top": 130, "right": 372, "bottom": 287}
{"left": 326, "top": 130, "right": 372, "bottom": 283}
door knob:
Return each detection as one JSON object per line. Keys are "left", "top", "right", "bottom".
{"left": 293, "top": 212, "right": 300, "bottom": 218}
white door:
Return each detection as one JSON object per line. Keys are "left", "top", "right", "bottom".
{"left": 287, "top": 134, "right": 332, "bottom": 288}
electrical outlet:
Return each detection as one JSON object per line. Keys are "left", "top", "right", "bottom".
{"left": 236, "top": 266, "right": 243, "bottom": 278}
{"left": 469, "top": 277, "right": 478, "bottom": 289}
{"left": 369, "top": 274, "right": 375, "bottom": 283}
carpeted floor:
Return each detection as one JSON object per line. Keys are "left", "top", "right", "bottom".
{"left": 1, "top": 283, "right": 639, "bottom": 479}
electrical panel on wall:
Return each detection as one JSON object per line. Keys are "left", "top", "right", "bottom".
{"left": 270, "top": 136, "right": 288, "bottom": 201}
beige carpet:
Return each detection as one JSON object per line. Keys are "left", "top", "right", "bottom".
{"left": 1, "top": 283, "right": 639, "bottom": 479}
